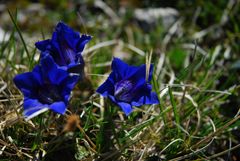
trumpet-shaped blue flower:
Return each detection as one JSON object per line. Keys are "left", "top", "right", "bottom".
{"left": 97, "top": 58, "right": 159, "bottom": 115}
{"left": 35, "top": 22, "right": 91, "bottom": 76}
{"left": 13, "top": 55, "right": 78, "bottom": 120}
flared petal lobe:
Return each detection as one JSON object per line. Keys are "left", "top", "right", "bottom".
{"left": 23, "top": 99, "right": 48, "bottom": 120}
{"left": 96, "top": 72, "right": 115, "bottom": 97}
{"left": 40, "top": 54, "right": 69, "bottom": 84}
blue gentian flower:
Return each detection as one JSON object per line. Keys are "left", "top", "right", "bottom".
{"left": 13, "top": 55, "right": 79, "bottom": 120}
{"left": 97, "top": 58, "right": 159, "bottom": 115}
{"left": 35, "top": 22, "right": 91, "bottom": 76}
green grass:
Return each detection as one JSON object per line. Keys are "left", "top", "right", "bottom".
{"left": 1, "top": 1, "right": 240, "bottom": 160}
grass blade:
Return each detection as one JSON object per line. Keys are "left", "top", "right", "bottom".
{"left": 8, "top": 9, "right": 31, "bottom": 66}
{"left": 168, "top": 86, "right": 180, "bottom": 134}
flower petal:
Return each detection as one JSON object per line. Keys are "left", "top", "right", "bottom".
{"left": 112, "top": 57, "right": 130, "bottom": 80}
{"left": 129, "top": 64, "right": 146, "bottom": 84}
{"left": 50, "top": 31, "right": 67, "bottom": 65}
{"left": 76, "top": 34, "right": 92, "bottom": 52}
{"left": 130, "top": 64, "right": 153, "bottom": 83}
{"left": 117, "top": 102, "right": 133, "bottom": 115}
{"left": 55, "top": 22, "right": 81, "bottom": 49}
{"left": 61, "top": 75, "right": 79, "bottom": 103}
{"left": 49, "top": 101, "right": 66, "bottom": 114}
{"left": 40, "top": 55, "right": 69, "bottom": 84}
{"left": 96, "top": 72, "right": 115, "bottom": 97}
{"left": 108, "top": 95, "right": 133, "bottom": 115}
{"left": 35, "top": 39, "right": 51, "bottom": 52}
{"left": 32, "top": 65, "right": 44, "bottom": 85}
{"left": 132, "top": 92, "right": 159, "bottom": 106}
{"left": 67, "top": 63, "right": 85, "bottom": 78}
{"left": 13, "top": 72, "right": 39, "bottom": 97}
{"left": 23, "top": 99, "right": 49, "bottom": 120}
